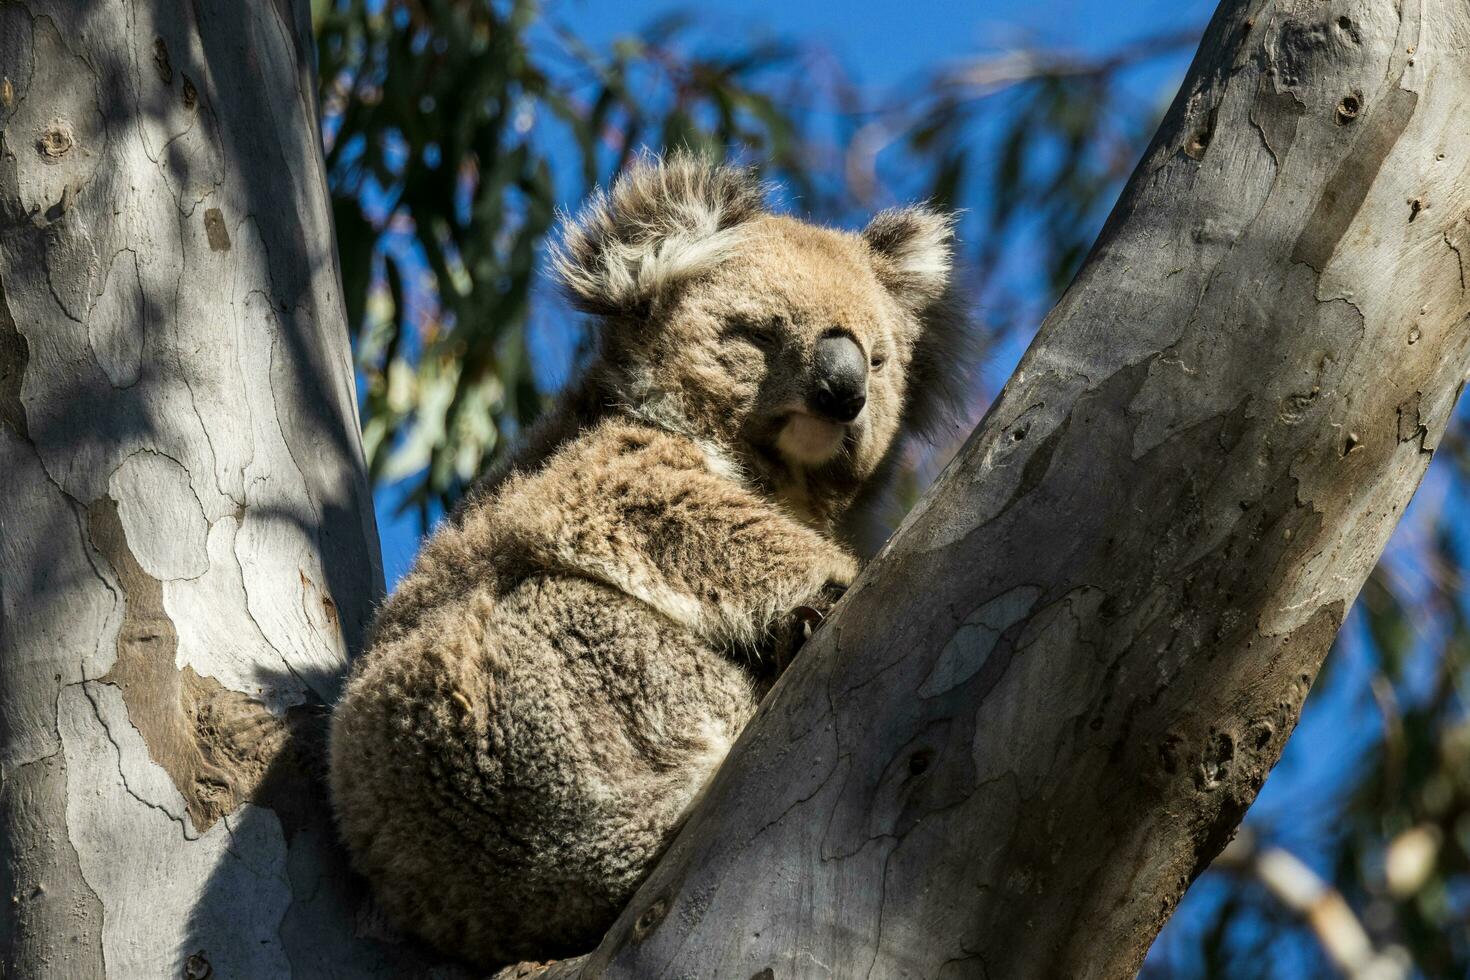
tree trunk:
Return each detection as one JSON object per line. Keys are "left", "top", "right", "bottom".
{"left": 7, "top": 0, "right": 1468, "bottom": 977}
{"left": 0, "top": 1, "right": 415, "bottom": 976}
{"left": 550, "top": 1, "right": 1470, "bottom": 977}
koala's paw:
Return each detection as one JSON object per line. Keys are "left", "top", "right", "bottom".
{"left": 826, "top": 554, "right": 860, "bottom": 590}
{"left": 773, "top": 581, "right": 848, "bottom": 674}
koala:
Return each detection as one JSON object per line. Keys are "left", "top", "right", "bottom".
{"left": 328, "top": 153, "right": 969, "bottom": 967}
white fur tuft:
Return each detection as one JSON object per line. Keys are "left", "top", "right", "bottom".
{"left": 551, "top": 152, "right": 769, "bottom": 316}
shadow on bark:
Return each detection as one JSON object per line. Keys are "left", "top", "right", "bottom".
{"left": 180, "top": 648, "right": 467, "bottom": 978}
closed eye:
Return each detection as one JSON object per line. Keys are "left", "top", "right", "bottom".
{"left": 727, "top": 316, "right": 782, "bottom": 352}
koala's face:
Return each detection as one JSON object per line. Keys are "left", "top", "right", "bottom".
{"left": 555, "top": 154, "right": 966, "bottom": 517}
{"left": 626, "top": 216, "right": 916, "bottom": 479}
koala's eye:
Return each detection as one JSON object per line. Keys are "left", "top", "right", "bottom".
{"left": 729, "top": 316, "right": 781, "bottom": 352}
{"left": 870, "top": 351, "right": 888, "bottom": 370}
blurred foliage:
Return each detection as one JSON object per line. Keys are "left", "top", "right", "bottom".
{"left": 313, "top": 0, "right": 830, "bottom": 520}
{"left": 1342, "top": 538, "right": 1470, "bottom": 976}
{"left": 313, "top": 2, "right": 1470, "bottom": 975}
{"left": 311, "top": 0, "right": 1185, "bottom": 519}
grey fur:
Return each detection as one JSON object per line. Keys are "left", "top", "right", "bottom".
{"left": 329, "top": 153, "right": 971, "bottom": 967}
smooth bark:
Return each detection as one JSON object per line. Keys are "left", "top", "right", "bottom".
{"left": 0, "top": 1, "right": 413, "bottom": 976}
{"left": 556, "top": 1, "right": 1470, "bottom": 977}
{"left": 7, "top": 0, "right": 1470, "bottom": 977}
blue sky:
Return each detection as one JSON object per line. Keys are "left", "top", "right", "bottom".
{"left": 554, "top": 0, "right": 1216, "bottom": 88}
{"left": 365, "top": 1, "right": 1444, "bottom": 972}
{"left": 374, "top": 0, "right": 1221, "bottom": 584}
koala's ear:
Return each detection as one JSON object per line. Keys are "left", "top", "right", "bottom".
{"left": 865, "top": 206, "right": 974, "bottom": 442}
{"left": 552, "top": 151, "right": 770, "bottom": 316}
{"left": 861, "top": 206, "right": 956, "bottom": 307}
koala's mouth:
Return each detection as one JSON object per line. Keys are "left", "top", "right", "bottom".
{"left": 775, "top": 412, "right": 850, "bottom": 466}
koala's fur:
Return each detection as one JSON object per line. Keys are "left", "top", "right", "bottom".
{"left": 328, "top": 154, "right": 969, "bottom": 966}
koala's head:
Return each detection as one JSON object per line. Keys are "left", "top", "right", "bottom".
{"left": 554, "top": 153, "right": 970, "bottom": 522}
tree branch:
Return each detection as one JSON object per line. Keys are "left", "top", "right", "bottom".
{"left": 1215, "top": 830, "right": 1409, "bottom": 980}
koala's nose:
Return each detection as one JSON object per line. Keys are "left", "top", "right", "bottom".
{"left": 809, "top": 332, "right": 868, "bottom": 423}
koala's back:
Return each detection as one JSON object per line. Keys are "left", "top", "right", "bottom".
{"left": 329, "top": 424, "right": 761, "bottom": 965}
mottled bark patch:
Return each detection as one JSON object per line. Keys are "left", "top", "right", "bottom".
{"left": 1250, "top": 76, "right": 1304, "bottom": 165}
{"left": 86, "top": 497, "right": 320, "bottom": 833}
{"left": 1397, "top": 391, "right": 1428, "bottom": 447}
{"left": 0, "top": 276, "right": 27, "bottom": 438}
{"left": 0, "top": 750, "right": 104, "bottom": 976}
{"left": 1185, "top": 600, "right": 1344, "bottom": 885}
{"left": 203, "top": 208, "right": 231, "bottom": 251}
{"left": 1292, "top": 86, "right": 1418, "bottom": 270}
{"left": 35, "top": 121, "right": 74, "bottom": 161}
{"left": 152, "top": 37, "right": 173, "bottom": 86}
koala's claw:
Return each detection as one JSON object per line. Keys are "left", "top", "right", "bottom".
{"left": 773, "top": 584, "right": 848, "bottom": 674}
{"left": 790, "top": 603, "right": 826, "bottom": 636}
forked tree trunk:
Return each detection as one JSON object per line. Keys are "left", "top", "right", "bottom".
{"left": 0, "top": 1, "right": 417, "bottom": 976}
{"left": 5, "top": 0, "right": 1469, "bottom": 978}
{"left": 548, "top": 0, "right": 1470, "bottom": 977}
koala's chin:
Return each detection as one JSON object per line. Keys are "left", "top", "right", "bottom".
{"left": 776, "top": 411, "right": 851, "bottom": 466}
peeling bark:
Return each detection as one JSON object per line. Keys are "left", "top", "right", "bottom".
{"left": 0, "top": 0, "right": 425, "bottom": 976}
{"left": 547, "top": 1, "right": 1470, "bottom": 977}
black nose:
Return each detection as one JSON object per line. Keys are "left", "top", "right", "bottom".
{"left": 808, "top": 333, "right": 867, "bottom": 423}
